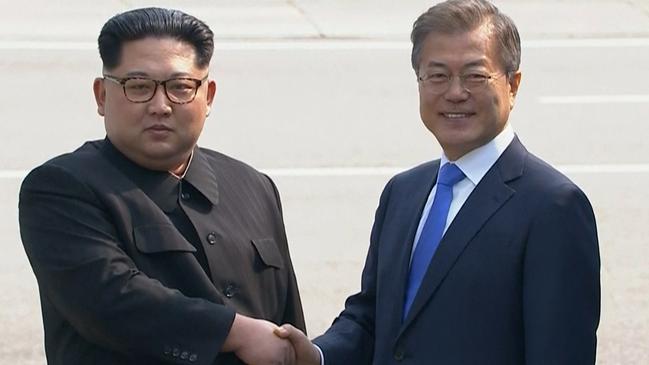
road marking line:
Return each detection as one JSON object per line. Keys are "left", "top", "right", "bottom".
{"left": 0, "top": 41, "right": 96, "bottom": 50}
{"left": 263, "top": 167, "right": 404, "bottom": 176}
{"left": 2, "top": 38, "right": 649, "bottom": 51}
{"left": 523, "top": 38, "right": 649, "bottom": 48}
{"left": 558, "top": 164, "right": 649, "bottom": 173}
{"left": 265, "top": 164, "right": 649, "bottom": 176}
{"left": 539, "top": 95, "right": 649, "bottom": 104}
{"left": 0, "top": 170, "right": 29, "bottom": 179}
{"left": 215, "top": 40, "right": 410, "bottom": 50}
{"left": 3, "top": 164, "right": 649, "bottom": 180}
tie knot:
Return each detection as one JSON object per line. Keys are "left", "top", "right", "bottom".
{"left": 437, "top": 163, "right": 465, "bottom": 187}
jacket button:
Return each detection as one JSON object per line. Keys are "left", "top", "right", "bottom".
{"left": 180, "top": 351, "right": 189, "bottom": 360}
{"left": 394, "top": 347, "right": 405, "bottom": 361}
{"left": 224, "top": 284, "right": 237, "bottom": 298}
{"left": 181, "top": 191, "right": 191, "bottom": 200}
{"left": 189, "top": 353, "right": 198, "bottom": 362}
{"left": 206, "top": 232, "right": 217, "bottom": 245}
{"left": 172, "top": 348, "right": 180, "bottom": 357}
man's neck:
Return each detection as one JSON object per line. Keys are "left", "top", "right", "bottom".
{"left": 169, "top": 150, "right": 194, "bottom": 179}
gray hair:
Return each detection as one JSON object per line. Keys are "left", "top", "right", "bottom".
{"left": 411, "top": 0, "right": 521, "bottom": 75}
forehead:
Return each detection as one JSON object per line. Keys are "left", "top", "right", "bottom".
{"left": 418, "top": 26, "right": 499, "bottom": 70}
{"left": 114, "top": 37, "right": 201, "bottom": 75}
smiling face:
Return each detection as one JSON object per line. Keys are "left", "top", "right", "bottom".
{"left": 93, "top": 37, "right": 216, "bottom": 173}
{"left": 417, "top": 25, "right": 521, "bottom": 160}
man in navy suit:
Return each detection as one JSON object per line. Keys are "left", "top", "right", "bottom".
{"left": 276, "top": 0, "right": 600, "bottom": 364}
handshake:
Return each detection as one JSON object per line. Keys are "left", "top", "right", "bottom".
{"left": 222, "top": 314, "right": 321, "bottom": 365}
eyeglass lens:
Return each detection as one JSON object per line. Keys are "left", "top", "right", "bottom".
{"left": 124, "top": 79, "right": 198, "bottom": 103}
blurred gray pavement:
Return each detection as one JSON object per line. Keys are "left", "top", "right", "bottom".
{"left": 1, "top": 1, "right": 648, "bottom": 364}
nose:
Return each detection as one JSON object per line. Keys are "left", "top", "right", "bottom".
{"left": 146, "top": 84, "right": 172, "bottom": 116}
{"left": 444, "top": 76, "right": 470, "bottom": 103}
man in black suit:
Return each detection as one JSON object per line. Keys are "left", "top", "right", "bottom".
{"left": 277, "top": 0, "right": 600, "bottom": 364}
{"left": 19, "top": 7, "right": 304, "bottom": 365}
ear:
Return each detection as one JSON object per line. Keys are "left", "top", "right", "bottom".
{"left": 508, "top": 71, "right": 522, "bottom": 110}
{"left": 205, "top": 79, "right": 217, "bottom": 116}
{"left": 93, "top": 77, "right": 106, "bottom": 116}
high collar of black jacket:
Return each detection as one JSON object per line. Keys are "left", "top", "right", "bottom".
{"left": 99, "top": 137, "right": 220, "bottom": 213}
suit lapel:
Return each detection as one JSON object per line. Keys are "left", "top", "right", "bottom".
{"left": 383, "top": 161, "right": 440, "bottom": 331}
{"left": 399, "top": 137, "right": 527, "bottom": 332}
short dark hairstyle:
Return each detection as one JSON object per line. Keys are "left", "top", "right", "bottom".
{"left": 411, "top": 0, "right": 521, "bottom": 75}
{"left": 98, "top": 7, "right": 214, "bottom": 70}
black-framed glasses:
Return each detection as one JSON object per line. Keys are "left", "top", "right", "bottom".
{"left": 417, "top": 71, "right": 507, "bottom": 94}
{"left": 103, "top": 74, "right": 209, "bottom": 104}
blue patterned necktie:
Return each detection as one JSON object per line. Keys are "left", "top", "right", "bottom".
{"left": 403, "top": 163, "right": 465, "bottom": 319}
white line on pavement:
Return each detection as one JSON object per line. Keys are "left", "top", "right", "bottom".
{"left": 539, "top": 95, "right": 649, "bottom": 104}
{"left": 0, "top": 40, "right": 404, "bottom": 51}
{"left": 522, "top": 38, "right": 649, "bottom": 48}
{"left": 3, "top": 164, "right": 649, "bottom": 180}
{"left": 2, "top": 38, "right": 649, "bottom": 51}
{"left": 0, "top": 170, "right": 29, "bottom": 179}
{"left": 0, "top": 41, "right": 96, "bottom": 50}
{"left": 558, "top": 164, "right": 649, "bottom": 173}
{"left": 265, "top": 164, "right": 649, "bottom": 176}
{"left": 263, "top": 167, "right": 404, "bottom": 176}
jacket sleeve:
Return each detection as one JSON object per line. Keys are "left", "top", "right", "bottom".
{"left": 312, "top": 178, "right": 395, "bottom": 365}
{"left": 19, "top": 164, "right": 235, "bottom": 364}
{"left": 523, "top": 182, "right": 600, "bottom": 365}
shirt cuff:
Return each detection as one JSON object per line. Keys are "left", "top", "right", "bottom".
{"left": 314, "top": 344, "right": 325, "bottom": 365}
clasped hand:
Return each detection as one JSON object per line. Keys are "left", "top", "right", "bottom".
{"left": 223, "top": 314, "right": 320, "bottom": 365}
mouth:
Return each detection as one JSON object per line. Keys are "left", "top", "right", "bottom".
{"left": 143, "top": 124, "right": 174, "bottom": 139}
{"left": 440, "top": 112, "right": 475, "bottom": 119}
{"left": 145, "top": 124, "right": 173, "bottom": 132}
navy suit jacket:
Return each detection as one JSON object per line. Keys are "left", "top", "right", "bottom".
{"left": 314, "top": 137, "right": 600, "bottom": 365}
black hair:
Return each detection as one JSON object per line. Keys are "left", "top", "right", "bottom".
{"left": 98, "top": 7, "right": 214, "bottom": 70}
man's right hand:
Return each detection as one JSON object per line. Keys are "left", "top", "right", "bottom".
{"left": 222, "top": 314, "right": 295, "bottom": 365}
{"left": 274, "top": 324, "right": 321, "bottom": 365}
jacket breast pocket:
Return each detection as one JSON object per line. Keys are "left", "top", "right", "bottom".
{"left": 133, "top": 224, "right": 196, "bottom": 254}
{"left": 251, "top": 238, "right": 284, "bottom": 270}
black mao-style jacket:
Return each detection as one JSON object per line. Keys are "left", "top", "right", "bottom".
{"left": 19, "top": 139, "right": 305, "bottom": 365}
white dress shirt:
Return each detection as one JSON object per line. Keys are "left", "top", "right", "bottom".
{"left": 409, "top": 123, "right": 515, "bottom": 261}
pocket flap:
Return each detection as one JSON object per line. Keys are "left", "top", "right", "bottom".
{"left": 134, "top": 224, "right": 196, "bottom": 254}
{"left": 251, "top": 238, "right": 284, "bottom": 269}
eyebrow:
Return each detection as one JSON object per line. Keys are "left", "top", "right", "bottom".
{"left": 123, "top": 71, "right": 194, "bottom": 78}
{"left": 422, "top": 59, "right": 489, "bottom": 69}
{"left": 124, "top": 71, "right": 150, "bottom": 77}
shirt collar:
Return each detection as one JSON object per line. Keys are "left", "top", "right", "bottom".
{"left": 100, "top": 138, "right": 178, "bottom": 212}
{"left": 182, "top": 146, "right": 220, "bottom": 206}
{"left": 440, "top": 123, "right": 515, "bottom": 186}
{"left": 169, "top": 150, "right": 194, "bottom": 179}
{"left": 100, "top": 138, "right": 219, "bottom": 212}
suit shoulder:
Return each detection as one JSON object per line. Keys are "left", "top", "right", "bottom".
{"left": 523, "top": 152, "right": 577, "bottom": 189}
{"left": 391, "top": 160, "right": 438, "bottom": 186}
{"left": 518, "top": 152, "right": 593, "bottom": 209}
{"left": 197, "top": 147, "right": 271, "bottom": 182}
{"left": 36, "top": 140, "right": 104, "bottom": 171}
{"left": 22, "top": 140, "right": 104, "bottom": 187}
